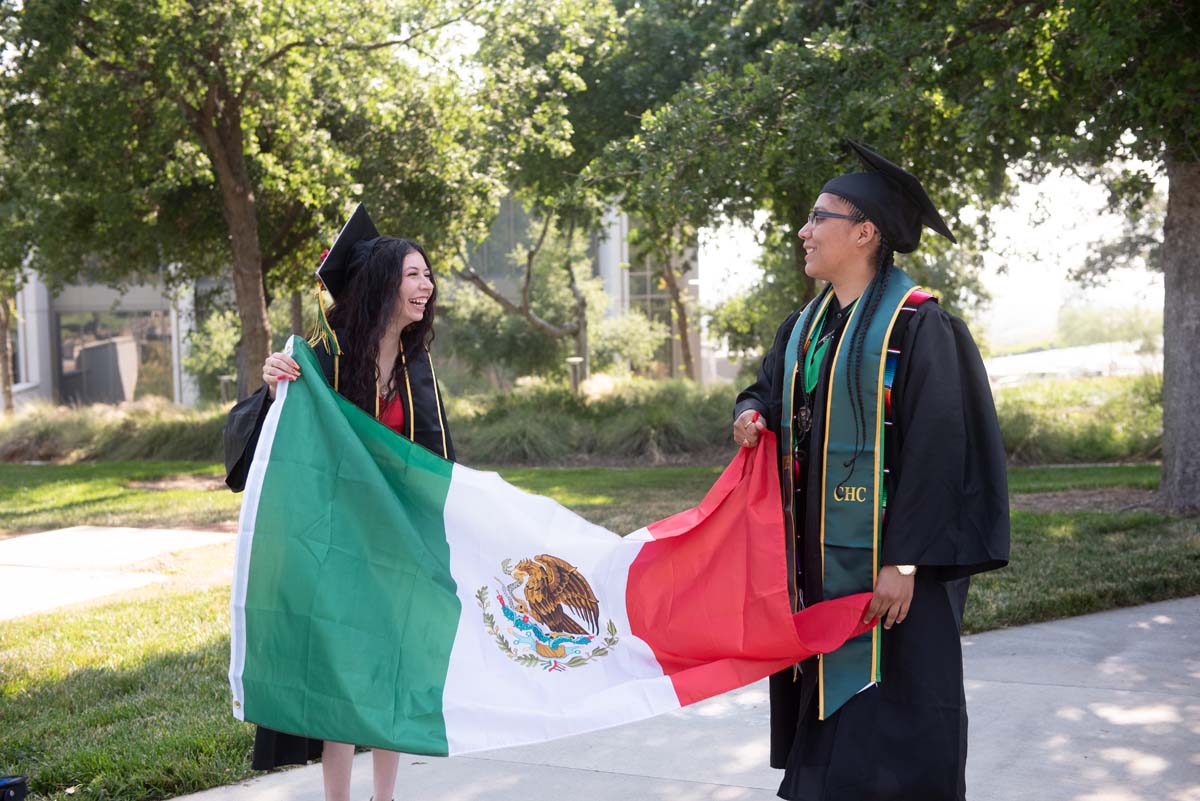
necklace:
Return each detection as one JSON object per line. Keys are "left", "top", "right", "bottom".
{"left": 795, "top": 298, "right": 855, "bottom": 437}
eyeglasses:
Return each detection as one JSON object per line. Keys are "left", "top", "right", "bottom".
{"left": 807, "top": 209, "right": 865, "bottom": 226}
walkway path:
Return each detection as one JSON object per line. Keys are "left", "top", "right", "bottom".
{"left": 177, "top": 597, "right": 1200, "bottom": 801}
{"left": 5, "top": 526, "right": 1195, "bottom": 800}
{"left": 0, "top": 525, "right": 232, "bottom": 619}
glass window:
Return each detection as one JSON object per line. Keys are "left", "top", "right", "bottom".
{"left": 58, "top": 310, "right": 173, "bottom": 404}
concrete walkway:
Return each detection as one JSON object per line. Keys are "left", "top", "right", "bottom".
{"left": 174, "top": 596, "right": 1199, "bottom": 801}
{"left": 0, "top": 525, "right": 232, "bottom": 619}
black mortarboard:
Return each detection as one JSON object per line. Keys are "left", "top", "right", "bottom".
{"left": 316, "top": 203, "right": 381, "bottom": 301}
{"left": 820, "top": 140, "right": 957, "bottom": 253}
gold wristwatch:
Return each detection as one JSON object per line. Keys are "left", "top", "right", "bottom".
{"left": 895, "top": 564, "right": 917, "bottom": 576}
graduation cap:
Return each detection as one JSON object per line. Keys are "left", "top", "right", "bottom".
{"left": 316, "top": 203, "right": 381, "bottom": 302}
{"left": 820, "top": 140, "right": 957, "bottom": 253}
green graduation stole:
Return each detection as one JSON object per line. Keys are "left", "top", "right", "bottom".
{"left": 781, "top": 268, "right": 923, "bottom": 719}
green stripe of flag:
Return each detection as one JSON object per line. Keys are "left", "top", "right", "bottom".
{"left": 240, "top": 339, "right": 460, "bottom": 754}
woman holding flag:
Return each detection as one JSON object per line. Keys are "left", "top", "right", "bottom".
{"left": 224, "top": 203, "right": 454, "bottom": 801}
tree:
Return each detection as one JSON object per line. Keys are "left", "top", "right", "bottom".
{"left": 0, "top": 142, "right": 32, "bottom": 415}
{"left": 457, "top": 0, "right": 744, "bottom": 380}
{"left": 597, "top": 0, "right": 1196, "bottom": 509}
{"left": 597, "top": 3, "right": 997, "bottom": 354}
{"left": 2, "top": 0, "right": 497, "bottom": 397}
{"left": 869, "top": 0, "right": 1198, "bottom": 510}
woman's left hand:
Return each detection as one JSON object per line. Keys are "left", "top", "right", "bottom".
{"left": 862, "top": 566, "right": 915, "bottom": 630}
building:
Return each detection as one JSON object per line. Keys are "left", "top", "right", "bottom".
{"left": 6, "top": 199, "right": 708, "bottom": 410}
{"left": 466, "top": 197, "right": 702, "bottom": 380}
{"left": 9, "top": 272, "right": 198, "bottom": 410}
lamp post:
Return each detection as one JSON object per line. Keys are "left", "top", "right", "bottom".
{"left": 565, "top": 355, "right": 584, "bottom": 396}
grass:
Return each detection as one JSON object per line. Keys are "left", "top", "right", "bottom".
{"left": 0, "top": 460, "right": 1164, "bottom": 537}
{"left": 0, "top": 462, "right": 239, "bottom": 537}
{"left": 1, "top": 459, "right": 1196, "bottom": 800}
{"left": 1006, "top": 463, "right": 1160, "bottom": 493}
{"left": 994, "top": 374, "right": 1162, "bottom": 464}
{"left": 0, "top": 589, "right": 251, "bottom": 800}
{"left": 963, "top": 509, "right": 1198, "bottom": 632}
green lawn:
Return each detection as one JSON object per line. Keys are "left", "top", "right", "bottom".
{"left": 1006, "top": 462, "right": 1160, "bottom": 493}
{"left": 2, "top": 460, "right": 1162, "bottom": 536}
{"left": 0, "top": 462, "right": 238, "bottom": 537}
{"left": 0, "top": 590, "right": 245, "bottom": 801}
{"left": 1, "top": 459, "right": 1196, "bottom": 800}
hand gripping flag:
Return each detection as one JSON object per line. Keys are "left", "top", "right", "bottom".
{"left": 230, "top": 337, "right": 874, "bottom": 756}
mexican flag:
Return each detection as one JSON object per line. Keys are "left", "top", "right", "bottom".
{"left": 229, "top": 337, "right": 872, "bottom": 756}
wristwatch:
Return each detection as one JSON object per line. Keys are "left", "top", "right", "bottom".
{"left": 895, "top": 564, "right": 917, "bottom": 576}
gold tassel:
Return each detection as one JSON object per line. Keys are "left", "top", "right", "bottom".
{"left": 310, "top": 282, "right": 343, "bottom": 392}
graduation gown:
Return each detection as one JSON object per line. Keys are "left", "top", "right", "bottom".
{"left": 223, "top": 333, "right": 456, "bottom": 770}
{"left": 734, "top": 298, "right": 1009, "bottom": 801}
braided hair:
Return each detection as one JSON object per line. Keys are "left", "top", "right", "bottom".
{"left": 791, "top": 209, "right": 893, "bottom": 489}
{"left": 839, "top": 234, "right": 893, "bottom": 488}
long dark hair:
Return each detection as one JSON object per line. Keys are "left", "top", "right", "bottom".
{"left": 326, "top": 236, "right": 438, "bottom": 415}
{"left": 794, "top": 200, "right": 893, "bottom": 488}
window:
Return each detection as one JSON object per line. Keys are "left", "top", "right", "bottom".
{"left": 57, "top": 310, "right": 173, "bottom": 403}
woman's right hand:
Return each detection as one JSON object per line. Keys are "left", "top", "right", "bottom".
{"left": 263, "top": 352, "right": 301, "bottom": 400}
{"left": 733, "top": 409, "right": 766, "bottom": 448}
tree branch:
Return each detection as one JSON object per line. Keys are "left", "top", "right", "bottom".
{"left": 522, "top": 213, "right": 554, "bottom": 310}
{"left": 260, "top": 201, "right": 309, "bottom": 273}
{"left": 237, "top": 2, "right": 485, "bottom": 102}
{"left": 451, "top": 248, "right": 579, "bottom": 338}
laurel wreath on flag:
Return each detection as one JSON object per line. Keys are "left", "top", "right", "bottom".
{"left": 475, "top": 586, "right": 619, "bottom": 671}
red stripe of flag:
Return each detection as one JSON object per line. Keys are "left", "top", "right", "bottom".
{"left": 626, "top": 432, "right": 873, "bottom": 706}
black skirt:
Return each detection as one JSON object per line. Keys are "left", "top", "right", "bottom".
{"left": 777, "top": 577, "right": 970, "bottom": 801}
{"left": 251, "top": 726, "right": 324, "bottom": 771}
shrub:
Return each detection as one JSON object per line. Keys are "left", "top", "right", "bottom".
{"left": 994, "top": 374, "right": 1162, "bottom": 465}
{"left": 0, "top": 374, "right": 1160, "bottom": 467}
{"left": 0, "top": 399, "right": 227, "bottom": 463}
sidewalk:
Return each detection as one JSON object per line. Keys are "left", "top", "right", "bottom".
{"left": 0, "top": 526, "right": 233, "bottom": 619}
{"left": 175, "top": 596, "right": 1200, "bottom": 801}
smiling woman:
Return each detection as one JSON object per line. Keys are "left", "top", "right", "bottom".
{"left": 220, "top": 204, "right": 455, "bottom": 801}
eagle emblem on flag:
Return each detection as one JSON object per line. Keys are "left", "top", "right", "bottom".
{"left": 476, "top": 556, "right": 619, "bottom": 672}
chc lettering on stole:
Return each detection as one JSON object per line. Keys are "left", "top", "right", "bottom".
{"left": 832, "top": 486, "right": 869, "bottom": 503}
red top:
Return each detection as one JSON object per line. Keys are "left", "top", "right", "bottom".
{"left": 378, "top": 395, "right": 406, "bottom": 434}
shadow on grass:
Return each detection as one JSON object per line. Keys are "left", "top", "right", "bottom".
{"left": 964, "top": 510, "right": 1200, "bottom": 634}
{"left": 0, "top": 637, "right": 255, "bottom": 801}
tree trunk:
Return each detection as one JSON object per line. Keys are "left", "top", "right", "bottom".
{"left": 661, "top": 235, "right": 697, "bottom": 381}
{"left": 561, "top": 220, "right": 590, "bottom": 380}
{"left": 193, "top": 102, "right": 271, "bottom": 400}
{"left": 290, "top": 290, "right": 304, "bottom": 335}
{"left": 1161, "top": 157, "right": 1200, "bottom": 513}
{"left": 0, "top": 289, "right": 12, "bottom": 414}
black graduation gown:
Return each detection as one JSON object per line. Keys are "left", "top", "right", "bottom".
{"left": 223, "top": 334, "right": 456, "bottom": 770}
{"left": 734, "top": 298, "right": 1009, "bottom": 801}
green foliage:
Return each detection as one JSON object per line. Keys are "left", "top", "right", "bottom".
{"left": 443, "top": 212, "right": 670, "bottom": 378}
{"left": 0, "top": 399, "right": 226, "bottom": 464}
{"left": 995, "top": 374, "right": 1163, "bottom": 464}
{"left": 183, "top": 309, "right": 240, "bottom": 401}
{"left": 1056, "top": 305, "right": 1163, "bottom": 351}
{"left": 453, "top": 379, "right": 736, "bottom": 464}
{"left": 2, "top": 0, "right": 499, "bottom": 289}
{"left": 443, "top": 216, "right": 604, "bottom": 378}
{"left": 591, "top": 310, "right": 670, "bottom": 373}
